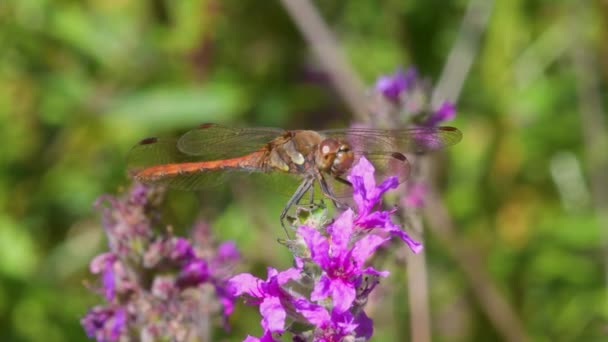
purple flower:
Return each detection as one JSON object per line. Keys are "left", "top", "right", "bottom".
{"left": 214, "top": 241, "right": 240, "bottom": 264}
{"left": 348, "top": 157, "right": 423, "bottom": 253}
{"left": 214, "top": 283, "right": 236, "bottom": 327}
{"left": 90, "top": 253, "right": 117, "bottom": 301}
{"left": 374, "top": 68, "right": 417, "bottom": 102}
{"left": 424, "top": 100, "right": 456, "bottom": 126}
{"left": 85, "top": 185, "right": 240, "bottom": 341}
{"left": 229, "top": 154, "right": 426, "bottom": 340}
{"left": 129, "top": 183, "right": 148, "bottom": 206}
{"left": 348, "top": 157, "right": 400, "bottom": 215}
{"left": 170, "top": 237, "right": 196, "bottom": 264}
{"left": 81, "top": 306, "right": 127, "bottom": 342}
{"left": 176, "top": 258, "right": 209, "bottom": 289}
{"left": 229, "top": 267, "right": 301, "bottom": 337}
{"left": 95, "top": 186, "right": 153, "bottom": 260}
{"left": 299, "top": 210, "right": 389, "bottom": 313}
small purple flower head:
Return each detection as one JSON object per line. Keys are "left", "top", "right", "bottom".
{"left": 348, "top": 156, "right": 400, "bottom": 216}
{"left": 95, "top": 185, "right": 154, "bottom": 260}
{"left": 142, "top": 236, "right": 196, "bottom": 268}
{"left": 374, "top": 68, "right": 417, "bottom": 103}
{"left": 81, "top": 306, "right": 127, "bottom": 342}
{"left": 129, "top": 183, "right": 149, "bottom": 206}
{"left": 176, "top": 258, "right": 209, "bottom": 289}
{"left": 214, "top": 283, "right": 236, "bottom": 326}
{"left": 214, "top": 241, "right": 240, "bottom": 264}
{"left": 90, "top": 253, "right": 117, "bottom": 301}
{"left": 299, "top": 210, "right": 390, "bottom": 313}
{"left": 298, "top": 305, "right": 373, "bottom": 341}
{"left": 424, "top": 100, "right": 456, "bottom": 126}
{"left": 347, "top": 156, "right": 423, "bottom": 253}
{"left": 169, "top": 237, "right": 196, "bottom": 264}
{"left": 403, "top": 182, "right": 427, "bottom": 208}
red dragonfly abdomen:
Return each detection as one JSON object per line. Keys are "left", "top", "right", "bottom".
{"left": 134, "top": 149, "right": 268, "bottom": 182}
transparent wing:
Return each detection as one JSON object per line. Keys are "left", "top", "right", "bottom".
{"left": 319, "top": 126, "right": 462, "bottom": 154}
{"left": 128, "top": 137, "right": 194, "bottom": 170}
{"left": 177, "top": 123, "right": 285, "bottom": 159}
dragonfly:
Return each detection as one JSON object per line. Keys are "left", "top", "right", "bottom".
{"left": 127, "top": 123, "right": 462, "bottom": 226}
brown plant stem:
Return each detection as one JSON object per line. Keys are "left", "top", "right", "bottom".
{"left": 399, "top": 154, "right": 432, "bottom": 342}
{"left": 404, "top": 212, "right": 431, "bottom": 342}
{"left": 423, "top": 183, "right": 528, "bottom": 342}
{"left": 432, "top": 0, "right": 494, "bottom": 107}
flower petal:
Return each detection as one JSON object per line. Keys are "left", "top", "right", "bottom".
{"left": 348, "top": 157, "right": 376, "bottom": 195}
{"left": 293, "top": 298, "right": 330, "bottom": 326}
{"left": 354, "top": 311, "right": 374, "bottom": 340}
{"left": 375, "top": 176, "right": 399, "bottom": 197}
{"left": 229, "top": 273, "right": 263, "bottom": 298}
{"left": 260, "top": 297, "right": 286, "bottom": 333}
{"left": 388, "top": 228, "right": 423, "bottom": 254}
{"left": 311, "top": 275, "right": 332, "bottom": 303}
{"left": 351, "top": 234, "right": 389, "bottom": 267}
{"left": 361, "top": 266, "right": 390, "bottom": 278}
{"left": 425, "top": 101, "right": 456, "bottom": 126}
{"left": 298, "top": 225, "right": 330, "bottom": 268}
{"left": 275, "top": 267, "right": 301, "bottom": 286}
{"left": 330, "top": 279, "right": 356, "bottom": 313}
{"left": 327, "top": 209, "right": 354, "bottom": 252}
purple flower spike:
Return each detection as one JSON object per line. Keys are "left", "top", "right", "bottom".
{"left": 375, "top": 68, "right": 417, "bottom": 102}
{"left": 425, "top": 100, "right": 456, "bottom": 126}
{"left": 85, "top": 185, "right": 240, "bottom": 341}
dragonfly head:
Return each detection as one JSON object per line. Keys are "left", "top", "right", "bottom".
{"left": 316, "top": 139, "right": 354, "bottom": 175}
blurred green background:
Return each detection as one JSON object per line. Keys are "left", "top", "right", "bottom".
{"left": 1, "top": 0, "right": 607, "bottom": 341}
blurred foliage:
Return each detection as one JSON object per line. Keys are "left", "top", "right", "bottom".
{"left": 1, "top": 0, "right": 607, "bottom": 341}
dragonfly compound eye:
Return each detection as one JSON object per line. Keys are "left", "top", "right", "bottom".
{"left": 332, "top": 143, "right": 354, "bottom": 175}
{"left": 316, "top": 139, "right": 341, "bottom": 171}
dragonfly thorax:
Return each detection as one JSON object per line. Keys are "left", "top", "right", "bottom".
{"left": 315, "top": 138, "right": 354, "bottom": 176}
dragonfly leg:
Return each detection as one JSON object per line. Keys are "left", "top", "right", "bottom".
{"left": 280, "top": 178, "right": 314, "bottom": 233}
{"left": 332, "top": 176, "right": 352, "bottom": 209}
{"left": 318, "top": 174, "right": 346, "bottom": 210}
{"left": 308, "top": 180, "right": 315, "bottom": 204}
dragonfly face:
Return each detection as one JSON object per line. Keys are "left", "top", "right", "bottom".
{"left": 315, "top": 138, "right": 354, "bottom": 176}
